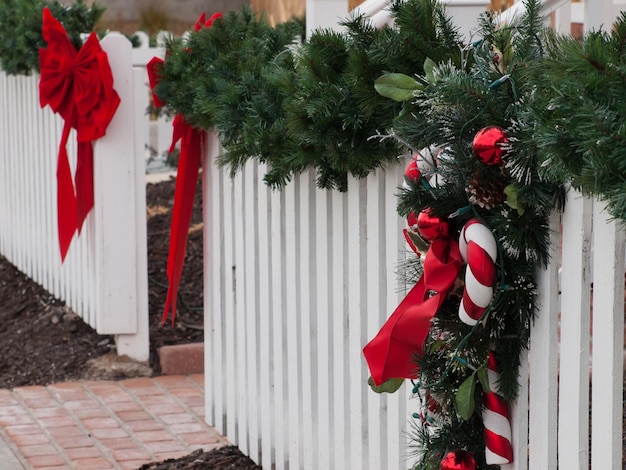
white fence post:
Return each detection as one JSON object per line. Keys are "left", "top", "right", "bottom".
{"left": 527, "top": 211, "right": 560, "bottom": 469}
{"left": 558, "top": 190, "right": 593, "bottom": 469}
{"left": 590, "top": 202, "right": 625, "bottom": 469}
{"left": 96, "top": 32, "right": 149, "bottom": 360}
{"left": 306, "top": 0, "right": 349, "bottom": 34}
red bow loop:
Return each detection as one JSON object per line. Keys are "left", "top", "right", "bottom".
{"left": 147, "top": 57, "right": 166, "bottom": 108}
{"left": 363, "top": 238, "right": 463, "bottom": 386}
{"left": 39, "top": 8, "right": 120, "bottom": 260}
{"left": 195, "top": 12, "right": 223, "bottom": 31}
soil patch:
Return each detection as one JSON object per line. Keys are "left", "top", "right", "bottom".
{"left": 136, "top": 446, "right": 262, "bottom": 470}
{"left": 0, "top": 174, "right": 263, "bottom": 468}
{"left": 0, "top": 175, "right": 203, "bottom": 389}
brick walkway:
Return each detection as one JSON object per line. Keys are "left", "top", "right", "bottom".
{"left": 0, "top": 374, "right": 228, "bottom": 469}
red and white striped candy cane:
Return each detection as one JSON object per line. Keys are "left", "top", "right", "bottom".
{"left": 458, "top": 218, "right": 497, "bottom": 326}
{"left": 483, "top": 350, "right": 513, "bottom": 465}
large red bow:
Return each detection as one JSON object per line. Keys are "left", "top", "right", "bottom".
{"left": 363, "top": 238, "right": 463, "bottom": 386}
{"left": 39, "top": 8, "right": 120, "bottom": 261}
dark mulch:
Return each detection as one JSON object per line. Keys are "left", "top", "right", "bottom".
{"left": 0, "top": 173, "right": 260, "bottom": 469}
{"left": 136, "top": 447, "right": 262, "bottom": 470}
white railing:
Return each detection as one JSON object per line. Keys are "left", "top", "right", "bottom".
{"left": 0, "top": 32, "right": 158, "bottom": 361}
{"left": 201, "top": 146, "right": 626, "bottom": 470}
{"left": 203, "top": 141, "right": 414, "bottom": 469}
{"left": 202, "top": 1, "right": 625, "bottom": 469}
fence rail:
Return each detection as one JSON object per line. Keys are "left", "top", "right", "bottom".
{"left": 202, "top": 141, "right": 626, "bottom": 470}
{"left": 202, "top": 1, "right": 625, "bottom": 469}
{"left": 0, "top": 32, "right": 153, "bottom": 361}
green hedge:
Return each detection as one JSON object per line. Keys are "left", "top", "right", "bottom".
{"left": 0, "top": 0, "right": 104, "bottom": 75}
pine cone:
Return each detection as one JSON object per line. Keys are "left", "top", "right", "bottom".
{"left": 466, "top": 169, "right": 507, "bottom": 210}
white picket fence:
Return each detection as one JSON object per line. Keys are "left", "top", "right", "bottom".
{"left": 201, "top": 140, "right": 625, "bottom": 470}
{"left": 201, "top": 1, "right": 625, "bottom": 469}
{"left": 0, "top": 32, "right": 161, "bottom": 361}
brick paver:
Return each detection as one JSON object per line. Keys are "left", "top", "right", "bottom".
{"left": 0, "top": 374, "right": 228, "bottom": 469}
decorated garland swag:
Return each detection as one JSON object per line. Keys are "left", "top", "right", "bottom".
{"left": 364, "top": 1, "right": 565, "bottom": 468}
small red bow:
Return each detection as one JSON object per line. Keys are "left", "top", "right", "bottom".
{"left": 147, "top": 11, "right": 221, "bottom": 326}
{"left": 39, "top": 8, "right": 120, "bottom": 261}
{"left": 195, "top": 12, "right": 223, "bottom": 31}
{"left": 363, "top": 237, "right": 463, "bottom": 386}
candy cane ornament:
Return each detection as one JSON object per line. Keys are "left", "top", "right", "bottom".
{"left": 483, "top": 350, "right": 513, "bottom": 465}
{"left": 458, "top": 219, "right": 497, "bottom": 326}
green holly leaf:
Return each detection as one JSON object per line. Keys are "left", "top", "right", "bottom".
{"left": 374, "top": 73, "right": 423, "bottom": 102}
{"left": 504, "top": 184, "right": 525, "bottom": 216}
{"left": 368, "top": 376, "right": 404, "bottom": 394}
{"left": 405, "top": 229, "right": 431, "bottom": 252}
{"left": 477, "top": 366, "right": 490, "bottom": 393}
{"left": 423, "top": 57, "right": 437, "bottom": 83}
{"left": 455, "top": 374, "right": 476, "bottom": 420}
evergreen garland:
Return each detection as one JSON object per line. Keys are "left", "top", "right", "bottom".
{"left": 531, "top": 12, "right": 626, "bottom": 220}
{"left": 0, "top": 0, "right": 104, "bottom": 75}
{"left": 152, "top": 0, "right": 464, "bottom": 190}
{"left": 368, "top": 2, "right": 565, "bottom": 468}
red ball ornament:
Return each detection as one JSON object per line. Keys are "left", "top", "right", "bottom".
{"left": 416, "top": 210, "right": 449, "bottom": 242}
{"left": 440, "top": 450, "right": 477, "bottom": 470}
{"left": 472, "top": 126, "right": 508, "bottom": 165}
{"left": 404, "top": 156, "right": 422, "bottom": 181}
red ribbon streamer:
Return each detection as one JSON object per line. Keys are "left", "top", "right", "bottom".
{"left": 147, "top": 11, "right": 221, "bottom": 326}
{"left": 147, "top": 58, "right": 206, "bottom": 326}
{"left": 39, "top": 8, "right": 120, "bottom": 261}
{"left": 363, "top": 238, "right": 463, "bottom": 386}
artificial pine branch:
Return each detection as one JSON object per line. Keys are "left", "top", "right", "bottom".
{"left": 373, "top": 1, "right": 567, "bottom": 467}
{"left": 531, "top": 13, "right": 626, "bottom": 218}
{"left": 154, "top": 0, "right": 465, "bottom": 191}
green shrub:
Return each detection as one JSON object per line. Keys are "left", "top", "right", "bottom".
{"left": 0, "top": 0, "right": 104, "bottom": 75}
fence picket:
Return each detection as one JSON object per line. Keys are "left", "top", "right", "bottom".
{"left": 243, "top": 162, "right": 260, "bottom": 461}
{"left": 0, "top": 31, "right": 148, "bottom": 360}
{"left": 527, "top": 211, "right": 560, "bottom": 469}
{"left": 298, "top": 171, "right": 315, "bottom": 470}
{"left": 365, "top": 170, "right": 384, "bottom": 469}
{"left": 558, "top": 190, "right": 593, "bottom": 469}
{"left": 256, "top": 165, "right": 274, "bottom": 470}
{"left": 314, "top": 188, "right": 332, "bottom": 468}
{"left": 284, "top": 176, "right": 301, "bottom": 467}
{"left": 347, "top": 179, "right": 364, "bottom": 467}
{"left": 590, "top": 202, "right": 625, "bottom": 469}
{"left": 330, "top": 189, "right": 347, "bottom": 470}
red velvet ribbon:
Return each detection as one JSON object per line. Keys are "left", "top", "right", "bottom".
{"left": 147, "top": 58, "right": 206, "bottom": 326}
{"left": 147, "top": 12, "right": 220, "bottom": 325}
{"left": 39, "top": 8, "right": 120, "bottom": 261}
{"left": 363, "top": 238, "right": 463, "bottom": 386}
{"left": 194, "top": 12, "right": 223, "bottom": 31}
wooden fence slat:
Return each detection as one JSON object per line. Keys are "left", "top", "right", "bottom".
{"left": 233, "top": 164, "right": 248, "bottom": 454}
{"left": 558, "top": 190, "right": 592, "bottom": 469}
{"left": 285, "top": 176, "right": 302, "bottom": 467}
{"left": 527, "top": 211, "right": 560, "bottom": 470}
{"left": 270, "top": 184, "right": 288, "bottom": 469}
{"left": 590, "top": 202, "right": 625, "bottom": 469}
{"left": 347, "top": 178, "right": 364, "bottom": 467}
{"left": 243, "top": 161, "right": 260, "bottom": 461}
{"left": 364, "top": 170, "right": 383, "bottom": 470}
{"left": 330, "top": 189, "right": 347, "bottom": 469}
{"left": 383, "top": 166, "right": 407, "bottom": 470}
{"left": 298, "top": 171, "right": 315, "bottom": 470}
{"left": 314, "top": 188, "right": 332, "bottom": 468}
{"left": 204, "top": 132, "right": 225, "bottom": 433}
{"left": 222, "top": 161, "right": 237, "bottom": 441}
